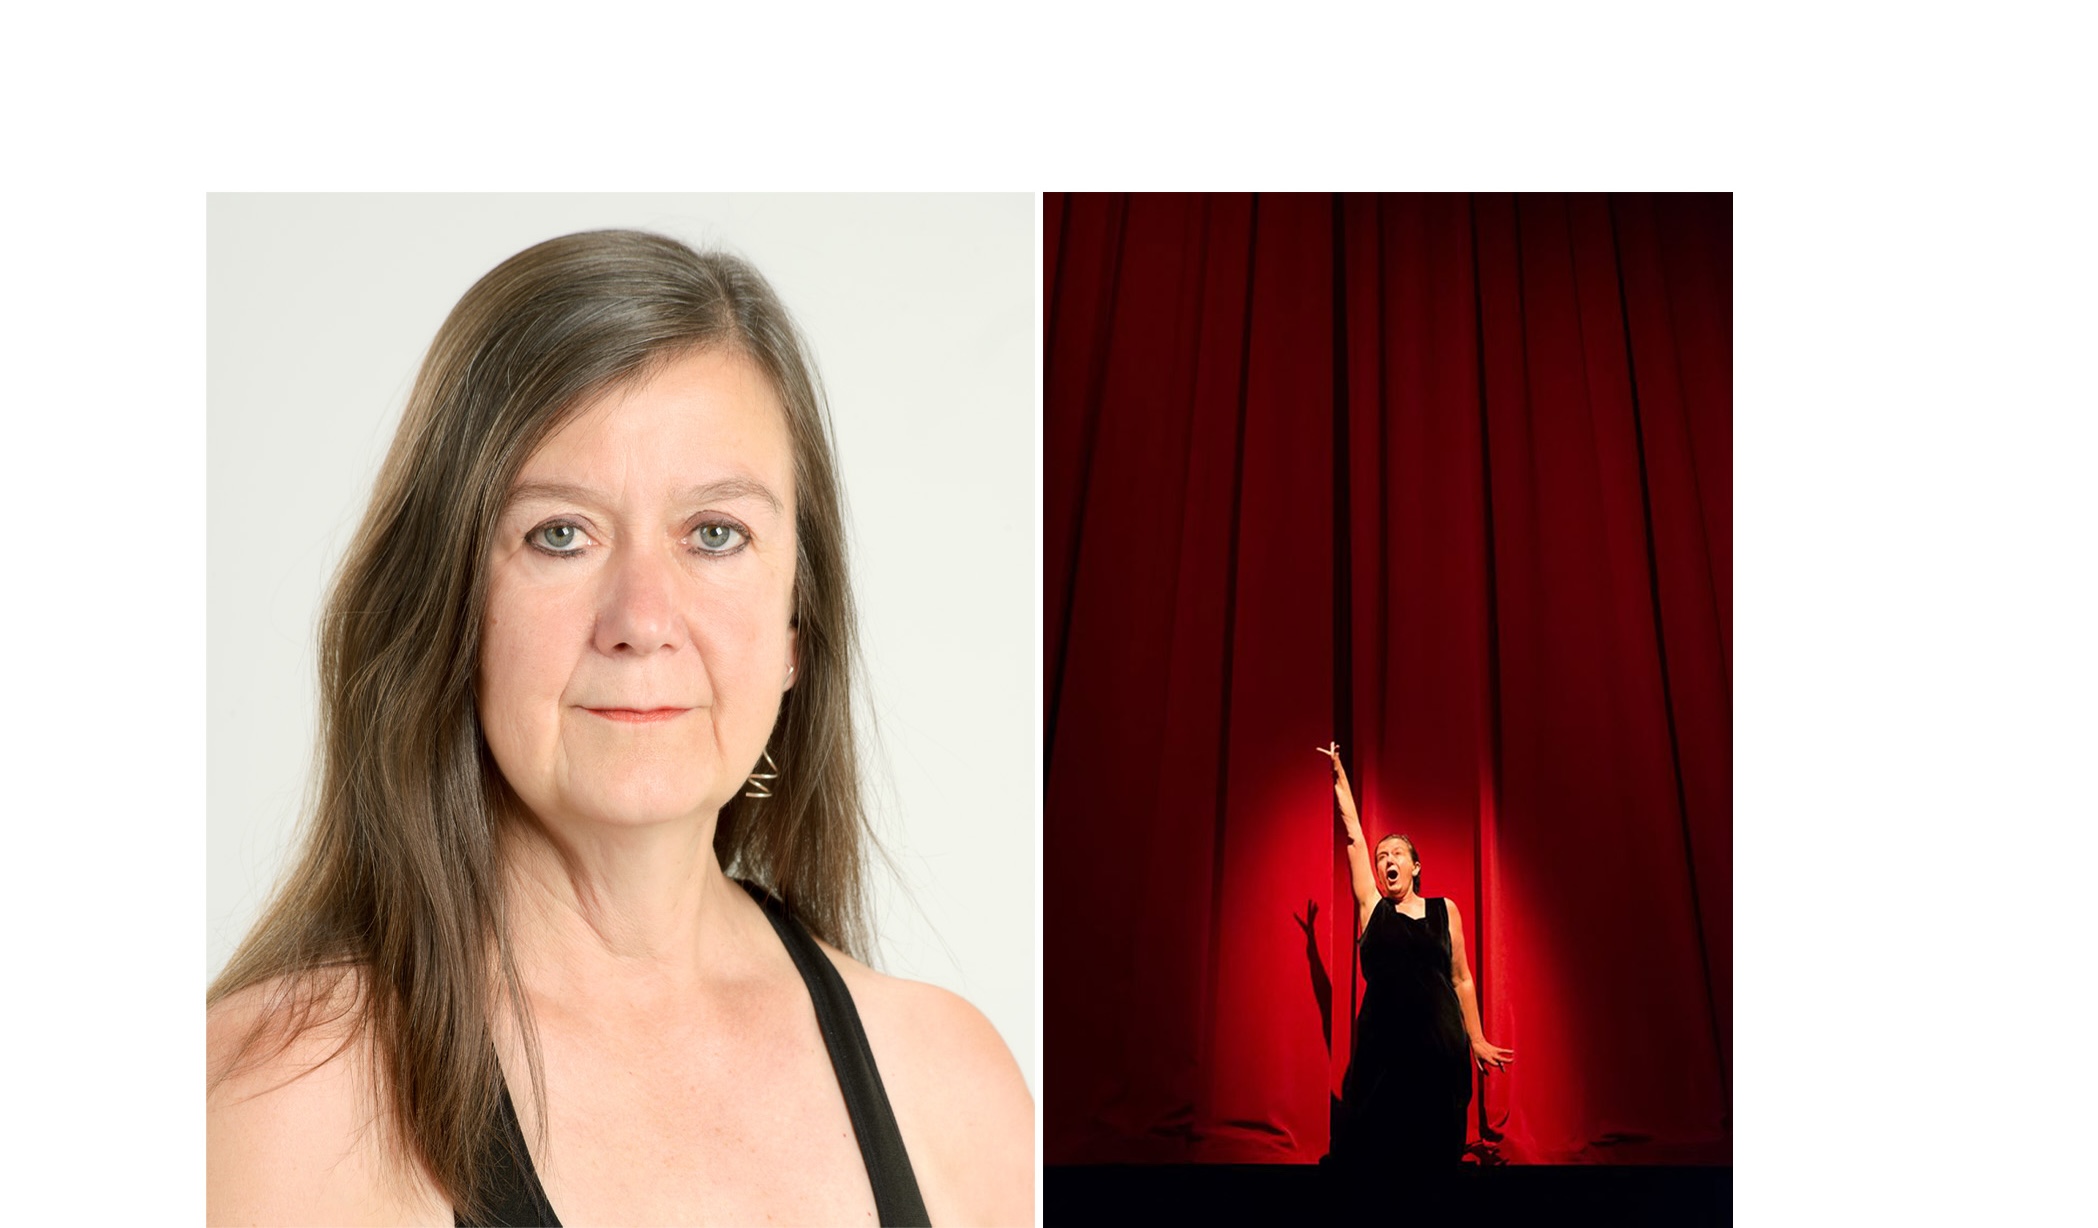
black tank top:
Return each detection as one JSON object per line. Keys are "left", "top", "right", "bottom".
{"left": 458, "top": 880, "right": 930, "bottom": 1226}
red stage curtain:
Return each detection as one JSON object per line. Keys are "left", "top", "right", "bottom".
{"left": 1045, "top": 193, "right": 1731, "bottom": 1166}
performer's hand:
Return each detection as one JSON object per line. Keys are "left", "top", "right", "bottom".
{"left": 1317, "top": 741, "right": 1348, "bottom": 786}
{"left": 1472, "top": 1039, "right": 1514, "bottom": 1072}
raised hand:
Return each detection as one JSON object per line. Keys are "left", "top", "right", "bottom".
{"left": 1316, "top": 741, "right": 1350, "bottom": 789}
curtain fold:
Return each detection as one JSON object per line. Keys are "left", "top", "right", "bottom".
{"left": 1045, "top": 192, "right": 1732, "bottom": 1166}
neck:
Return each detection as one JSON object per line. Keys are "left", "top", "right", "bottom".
{"left": 499, "top": 804, "right": 752, "bottom": 999}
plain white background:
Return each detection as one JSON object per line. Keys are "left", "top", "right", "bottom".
{"left": 205, "top": 194, "right": 1038, "bottom": 1099}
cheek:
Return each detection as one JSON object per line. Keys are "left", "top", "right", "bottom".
{"left": 689, "top": 595, "right": 787, "bottom": 696}
{"left": 478, "top": 584, "right": 585, "bottom": 749}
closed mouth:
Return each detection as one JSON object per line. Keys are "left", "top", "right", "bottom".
{"left": 584, "top": 707, "right": 689, "bottom": 724}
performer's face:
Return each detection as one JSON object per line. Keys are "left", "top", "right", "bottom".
{"left": 1375, "top": 837, "right": 1418, "bottom": 899}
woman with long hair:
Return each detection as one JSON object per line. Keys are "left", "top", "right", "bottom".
{"left": 206, "top": 230, "right": 1031, "bottom": 1226}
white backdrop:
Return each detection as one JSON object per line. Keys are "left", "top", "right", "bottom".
{"left": 205, "top": 193, "right": 1038, "bottom": 1098}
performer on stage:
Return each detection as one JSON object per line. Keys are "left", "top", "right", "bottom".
{"left": 1318, "top": 742, "right": 1513, "bottom": 1173}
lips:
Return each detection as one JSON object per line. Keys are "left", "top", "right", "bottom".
{"left": 583, "top": 707, "right": 689, "bottom": 724}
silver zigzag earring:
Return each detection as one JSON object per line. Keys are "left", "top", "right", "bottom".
{"left": 744, "top": 749, "right": 780, "bottom": 799}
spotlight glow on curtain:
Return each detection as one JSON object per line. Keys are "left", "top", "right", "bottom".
{"left": 1045, "top": 192, "right": 1731, "bottom": 1165}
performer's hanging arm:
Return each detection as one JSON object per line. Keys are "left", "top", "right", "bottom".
{"left": 1446, "top": 899, "right": 1515, "bottom": 1072}
{"left": 1318, "top": 742, "right": 1380, "bottom": 936}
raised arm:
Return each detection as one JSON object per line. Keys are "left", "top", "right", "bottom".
{"left": 1318, "top": 742, "right": 1380, "bottom": 936}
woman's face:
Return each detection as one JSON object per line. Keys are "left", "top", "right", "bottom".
{"left": 478, "top": 347, "right": 798, "bottom": 834}
{"left": 1374, "top": 838, "right": 1418, "bottom": 899}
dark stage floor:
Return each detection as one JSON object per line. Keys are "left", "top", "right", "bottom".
{"left": 1049, "top": 1163, "right": 1731, "bottom": 1226}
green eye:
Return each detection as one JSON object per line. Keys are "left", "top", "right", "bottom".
{"left": 694, "top": 523, "right": 745, "bottom": 553}
{"left": 533, "top": 524, "right": 582, "bottom": 553}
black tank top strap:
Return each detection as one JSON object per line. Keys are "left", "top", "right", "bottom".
{"left": 1428, "top": 896, "right": 1451, "bottom": 958}
{"left": 456, "top": 883, "right": 929, "bottom": 1227}
{"left": 459, "top": 1082, "right": 561, "bottom": 1227}
{"left": 741, "top": 879, "right": 931, "bottom": 1227}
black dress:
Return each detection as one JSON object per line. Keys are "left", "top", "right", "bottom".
{"left": 1330, "top": 895, "right": 1472, "bottom": 1170}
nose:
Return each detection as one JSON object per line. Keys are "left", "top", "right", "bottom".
{"left": 593, "top": 539, "right": 686, "bottom": 656}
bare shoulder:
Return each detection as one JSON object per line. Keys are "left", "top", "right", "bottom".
{"left": 817, "top": 942, "right": 1035, "bottom": 1227}
{"left": 207, "top": 971, "right": 447, "bottom": 1227}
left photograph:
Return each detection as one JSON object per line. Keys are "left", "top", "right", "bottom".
{"left": 206, "top": 194, "right": 1037, "bottom": 1226}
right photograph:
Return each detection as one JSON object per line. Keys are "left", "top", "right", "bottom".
{"left": 1044, "top": 193, "right": 1732, "bottom": 1222}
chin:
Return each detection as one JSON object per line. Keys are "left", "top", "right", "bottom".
{"left": 559, "top": 773, "right": 724, "bottom": 829}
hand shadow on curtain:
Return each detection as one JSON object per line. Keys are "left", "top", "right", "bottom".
{"left": 1292, "top": 898, "right": 1333, "bottom": 1055}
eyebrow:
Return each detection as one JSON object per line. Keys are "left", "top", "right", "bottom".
{"left": 504, "top": 477, "right": 785, "bottom": 515}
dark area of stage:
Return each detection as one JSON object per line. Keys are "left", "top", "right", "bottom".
{"left": 1049, "top": 1163, "right": 1731, "bottom": 1225}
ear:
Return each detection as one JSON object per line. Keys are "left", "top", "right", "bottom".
{"left": 785, "top": 627, "right": 799, "bottom": 691}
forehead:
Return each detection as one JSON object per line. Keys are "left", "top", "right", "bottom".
{"left": 1376, "top": 837, "right": 1411, "bottom": 856}
{"left": 517, "top": 347, "right": 794, "bottom": 501}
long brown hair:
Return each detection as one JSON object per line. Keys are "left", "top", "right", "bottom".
{"left": 207, "top": 230, "right": 871, "bottom": 1218}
